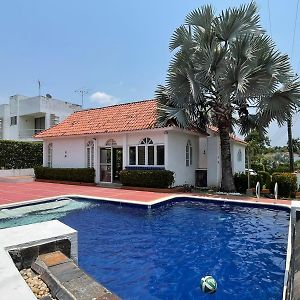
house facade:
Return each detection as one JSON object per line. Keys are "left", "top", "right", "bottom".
{"left": 36, "top": 99, "right": 246, "bottom": 187}
{"left": 0, "top": 95, "right": 81, "bottom": 141}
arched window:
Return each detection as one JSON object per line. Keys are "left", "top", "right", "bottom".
{"left": 47, "top": 143, "right": 53, "bottom": 168}
{"left": 128, "top": 137, "right": 164, "bottom": 166}
{"left": 106, "top": 139, "right": 117, "bottom": 146}
{"left": 86, "top": 140, "right": 95, "bottom": 168}
{"left": 186, "top": 140, "right": 192, "bottom": 166}
{"left": 237, "top": 149, "right": 242, "bottom": 162}
{"left": 140, "top": 137, "right": 153, "bottom": 145}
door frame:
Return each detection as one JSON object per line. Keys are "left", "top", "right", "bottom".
{"left": 99, "top": 146, "right": 123, "bottom": 183}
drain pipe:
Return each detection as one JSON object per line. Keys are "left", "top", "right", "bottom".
{"left": 256, "top": 182, "right": 260, "bottom": 200}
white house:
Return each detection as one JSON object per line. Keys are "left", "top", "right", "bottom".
{"left": 36, "top": 99, "right": 246, "bottom": 187}
{"left": 0, "top": 95, "right": 81, "bottom": 141}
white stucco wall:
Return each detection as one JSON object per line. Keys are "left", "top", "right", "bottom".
{"left": 166, "top": 131, "right": 199, "bottom": 186}
{"left": 231, "top": 142, "right": 246, "bottom": 174}
{"left": 0, "top": 104, "right": 11, "bottom": 139}
{"left": 198, "top": 137, "right": 208, "bottom": 169}
{"left": 46, "top": 138, "right": 86, "bottom": 168}
{"left": 207, "top": 136, "right": 221, "bottom": 188}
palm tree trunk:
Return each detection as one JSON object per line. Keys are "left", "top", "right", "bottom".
{"left": 218, "top": 121, "right": 236, "bottom": 192}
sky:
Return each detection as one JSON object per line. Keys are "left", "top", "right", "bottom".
{"left": 0, "top": 0, "right": 299, "bottom": 145}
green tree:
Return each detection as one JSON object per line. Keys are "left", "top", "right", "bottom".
{"left": 156, "top": 2, "right": 300, "bottom": 191}
{"left": 288, "top": 138, "right": 300, "bottom": 153}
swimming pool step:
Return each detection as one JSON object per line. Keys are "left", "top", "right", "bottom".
{"left": 32, "top": 251, "right": 120, "bottom": 300}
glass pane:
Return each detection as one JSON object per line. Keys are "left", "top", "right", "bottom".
{"left": 138, "top": 146, "right": 145, "bottom": 165}
{"left": 148, "top": 146, "right": 154, "bottom": 165}
{"left": 87, "top": 148, "right": 90, "bottom": 168}
{"left": 100, "top": 165, "right": 111, "bottom": 182}
{"left": 100, "top": 148, "right": 111, "bottom": 164}
{"left": 129, "top": 147, "right": 136, "bottom": 165}
{"left": 157, "top": 145, "right": 165, "bottom": 165}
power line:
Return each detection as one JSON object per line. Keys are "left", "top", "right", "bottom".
{"left": 291, "top": 0, "right": 300, "bottom": 63}
{"left": 267, "top": 0, "right": 273, "bottom": 37}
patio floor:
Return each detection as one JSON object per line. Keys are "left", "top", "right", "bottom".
{"left": 0, "top": 181, "right": 292, "bottom": 207}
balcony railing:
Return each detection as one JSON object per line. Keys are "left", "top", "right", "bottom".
{"left": 19, "top": 128, "right": 45, "bottom": 139}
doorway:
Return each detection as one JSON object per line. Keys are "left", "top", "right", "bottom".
{"left": 100, "top": 147, "right": 123, "bottom": 183}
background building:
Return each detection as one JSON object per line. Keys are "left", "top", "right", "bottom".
{"left": 0, "top": 95, "right": 81, "bottom": 141}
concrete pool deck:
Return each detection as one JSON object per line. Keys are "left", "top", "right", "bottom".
{"left": 0, "top": 181, "right": 292, "bottom": 208}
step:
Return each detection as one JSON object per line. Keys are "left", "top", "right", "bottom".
{"left": 32, "top": 251, "right": 119, "bottom": 300}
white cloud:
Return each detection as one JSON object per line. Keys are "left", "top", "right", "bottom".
{"left": 89, "top": 92, "right": 119, "bottom": 107}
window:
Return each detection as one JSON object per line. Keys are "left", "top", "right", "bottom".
{"left": 148, "top": 146, "right": 154, "bottom": 165}
{"left": 237, "top": 149, "right": 242, "bottom": 162}
{"left": 86, "top": 140, "right": 95, "bottom": 168}
{"left": 128, "top": 137, "right": 165, "bottom": 166}
{"left": 10, "top": 116, "right": 17, "bottom": 126}
{"left": 138, "top": 145, "right": 145, "bottom": 165}
{"left": 35, "top": 117, "right": 45, "bottom": 134}
{"left": 129, "top": 146, "right": 136, "bottom": 165}
{"left": 106, "top": 139, "right": 117, "bottom": 146}
{"left": 47, "top": 143, "right": 53, "bottom": 168}
{"left": 186, "top": 140, "right": 192, "bottom": 166}
{"left": 157, "top": 145, "right": 165, "bottom": 165}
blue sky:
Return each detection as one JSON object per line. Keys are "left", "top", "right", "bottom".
{"left": 0, "top": 0, "right": 299, "bottom": 145}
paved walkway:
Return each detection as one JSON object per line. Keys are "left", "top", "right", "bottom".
{"left": 0, "top": 181, "right": 292, "bottom": 207}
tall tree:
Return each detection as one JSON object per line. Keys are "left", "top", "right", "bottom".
{"left": 156, "top": 2, "right": 300, "bottom": 191}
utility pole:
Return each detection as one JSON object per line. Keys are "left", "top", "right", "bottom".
{"left": 287, "top": 116, "right": 294, "bottom": 172}
{"left": 75, "top": 89, "right": 89, "bottom": 108}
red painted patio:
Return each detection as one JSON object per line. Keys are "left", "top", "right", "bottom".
{"left": 0, "top": 181, "right": 291, "bottom": 207}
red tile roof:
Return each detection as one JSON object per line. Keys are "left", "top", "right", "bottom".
{"left": 35, "top": 99, "right": 246, "bottom": 145}
{"left": 208, "top": 126, "right": 247, "bottom": 145}
{"left": 36, "top": 99, "right": 158, "bottom": 138}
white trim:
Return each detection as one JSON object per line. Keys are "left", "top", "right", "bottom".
{"left": 36, "top": 126, "right": 206, "bottom": 141}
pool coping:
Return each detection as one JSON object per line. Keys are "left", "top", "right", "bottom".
{"left": 0, "top": 193, "right": 295, "bottom": 300}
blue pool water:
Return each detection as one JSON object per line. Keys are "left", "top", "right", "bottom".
{"left": 0, "top": 198, "right": 290, "bottom": 300}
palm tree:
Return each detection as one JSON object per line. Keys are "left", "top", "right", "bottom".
{"left": 156, "top": 2, "right": 300, "bottom": 192}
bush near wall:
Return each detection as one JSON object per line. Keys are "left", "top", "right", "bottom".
{"left": 234, "top": 172, "right": 272, "bottom": 193}
{"left": 271, "top": 172, "right": 297, "bottom": 198}
{"left": 120, "top": 170, "right": 174, "bottom": 188}
{"left": 257, "top": 171, "right": 272, "bottom": 189}
{"left": 0, "top": 140, "right": 42, "bottom": 169}
{"left": 34, "top": 167, "right": 95, "bottom": 183}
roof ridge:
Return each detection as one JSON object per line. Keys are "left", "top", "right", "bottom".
{"left": 77, "top": 98, "right": 156, "bottom": 113}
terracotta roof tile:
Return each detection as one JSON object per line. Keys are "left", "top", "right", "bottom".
{"left": 208, "top": 126, "right": 247, "bottom": 145}
{"left": 35, "top": 99, "right": 158, "bottom": 138}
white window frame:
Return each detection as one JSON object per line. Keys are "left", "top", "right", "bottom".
{"left": 128, "top": 137, "right": 165, "bottom": 167}
{"left": 86, "top": 140, "right": 95, "bottom": 168}
{"left": 47, "top": 143, "right": 53, "bottom": 168}
{"left": 186, "top": 140, "right": 192, "bottom": 167}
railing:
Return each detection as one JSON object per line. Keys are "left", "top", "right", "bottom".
{"left": 19, "top": 128, "right": 45, "bottom": 139}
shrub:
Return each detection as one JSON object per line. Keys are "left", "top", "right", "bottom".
{"left": 234, "top": 173, "right": 259, "bottom": 193}
{"left": 0, "top": 140, "right": 42, "bottom": 169}
{"left": 257, "top": 171, "right": 271, "bottom": 189}
{"left": 34, "top": 167, "right": 95, "bottom": 183}
{"left": 120, "top": 170, "right": 174, "bottom": 188}
{"left": 271, "top": 173, "right": 297, "bottom": 198}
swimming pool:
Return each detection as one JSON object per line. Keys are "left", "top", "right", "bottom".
{"left": 0, "top": 198, "right": 290, "bottom": 300}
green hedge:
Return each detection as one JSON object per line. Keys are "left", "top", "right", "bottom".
{"left": 34, "top": 167, "right": 95, "bottom": 183}
{"left": 271, "top": 172, "right": 297, "bottom": 198}
{"left": 234, "top": 171, "right": 272, "bottom": 193}
{"left": 257, "top": 171, "right": 271, "bottom": 189}
{"left": 120, "top": 170, "right": 174, "bottom": 188}
{"left": 0, "top": 140, "right": 43, "bottom": 169}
